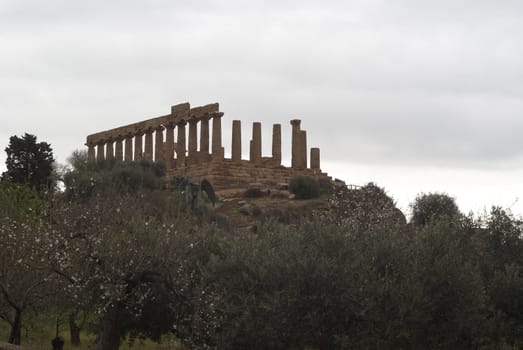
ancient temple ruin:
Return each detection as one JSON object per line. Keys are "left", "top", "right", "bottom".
{"left": 85, "top": 102, "right": 332, "bottom": 192}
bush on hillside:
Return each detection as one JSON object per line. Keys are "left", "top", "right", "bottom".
{"left": 289, "top": 175, "right": 320, "bottom": 199}
{"left": 410, "top": 192, "right": 460, "bottom": 226}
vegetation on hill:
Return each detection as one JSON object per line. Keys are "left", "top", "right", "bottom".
{"left": 1, "top": 138, "right": 523, "bottom": 350}
{"left": 289, "top": 175, "right": 320, "bottom": 199}
{"left": 2, "top": 133, "right": 55, "bottom": 191}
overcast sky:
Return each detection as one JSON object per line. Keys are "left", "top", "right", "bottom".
{"left": 1, "top": 0, "right": 522, "bottom": 215}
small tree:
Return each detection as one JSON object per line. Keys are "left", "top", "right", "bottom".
{"left": 0, "top": 181, "right": 54, "bottom": 345}
{"left": 330, "top": 182, "right": 405, "bottom": 231}
{"left": 3, "top": 133, "right": 55, "bottom": 190}
{"left": 410, "top": 192, "right": 460, "bottom": 226}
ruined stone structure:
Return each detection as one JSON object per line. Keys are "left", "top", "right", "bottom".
{"left": 86, "top": 102, "right": 332, "bottom": 192}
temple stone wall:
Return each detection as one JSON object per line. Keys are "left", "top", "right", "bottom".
{"left": 86, "top": 102, "right": 330, "bottom": 191}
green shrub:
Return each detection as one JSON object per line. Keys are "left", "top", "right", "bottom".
{"left": 410, "top": 192, "right": 460, "bottom": 226}
{"left": 63, "top": 157, "right": 165, "bottom": 198}
{"left": 171, "top": 176, "right": 191, "bottom": 191}
{"left": 289, "top": 175, "right": 320, "bottom": 199}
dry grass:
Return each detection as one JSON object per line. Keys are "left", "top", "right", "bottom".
{"left": 0, "top": 324, "right": 182, "bottom": 350}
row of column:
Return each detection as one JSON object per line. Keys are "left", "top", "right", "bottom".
{"left": 87, "top": 113, "right": 224, "bottom": 167}
{"left": 232, "top": 119, "right": 319, "bottom": 170}
{"left": 87, "top": 117, "right": 320, "bottom": 170}
{"left": 237, "top": 121, "right": 281, "bottom": 165}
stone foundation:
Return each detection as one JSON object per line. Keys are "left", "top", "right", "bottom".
{"left": 165, "top": 159, "right": 331, "bottom": 191}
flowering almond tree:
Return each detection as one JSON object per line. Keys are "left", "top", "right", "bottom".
{"left": 48, "top": 187, "right": 214, "bottom": 350}
{"left": 0, "top": 182, "right": 56, "bottom": 345}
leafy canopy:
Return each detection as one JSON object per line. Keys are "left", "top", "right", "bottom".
{"left": 410, "top": 192, "right": 460, "bottom": 226}
{"left": 289, "top": 175, "right": 320, "bottom": 199}
{"left": 3, "top": 133, "right": 54, "bottom": 190}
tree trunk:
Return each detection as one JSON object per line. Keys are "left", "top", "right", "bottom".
{"left": 8, "top": 309, "right": 22, "bottom": 345}
{"left": 69, "top": 312, "right": 82, "bottom": 347}
{"left": 97, "top": 306, "right": 123, "bottom": 350}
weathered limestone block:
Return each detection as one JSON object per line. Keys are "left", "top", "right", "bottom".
{"left": 200, "top": 116, "right": 210, "bottom": 155}
{"left": 124, "top": 135, "right": 133, "bottom": 161}
{"left": 232, "top": 120, "right": 242, "bottom": 161}
{"left": 290, "top": 119, "right": 301, "bottom": 168}
{"left": 86, "top": 102, "right": 217, "bottom": 146}
{"left": 250, "top": 122, "right": 262, "bottom": 163}
{"left": 299, "top": 130, "right": 307, "bottom": 169}
{"left": 115, "top": 137, "right": 123, "bottom": 161}
{"left": 310, "top": 147, "right": 320, "bottom": 169}
{"left": 155, "top": 126, "right": 164, "bottom": 162}
{"left": 87, "top": 143, "right": 95, "bottom": 161}
{"left": 272, "top": 123, "right": 281, "bottom": 165}
{"left": 106, "top": 139, "right": 114, "bottom": 160}
{"left": 212, "top": 113, "right": 224, "bottom": 158}
{"left": 134, "top": 132, "right": 143, "bottom": 160}
{"left": 165, "top": 124, "right": 175, "bottom": 169}
{"left": 177, "top": 121, "right": 186, "bottom": 162}
{"left": 188, "top": 120, "right": 198, "bottom": 158}
{"left": 189, "top": 103, "right": 219, "bottom": 119}
{"left": 144, "top": 128, "right": 153, "bottom": 161}
{"left": 96, "top": 143, "right": 104, "bottom": 162}
{"left": 171, "top": 102, "right": 191, "bottom": 116}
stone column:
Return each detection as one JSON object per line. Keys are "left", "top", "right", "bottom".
{"left": 87, "top": 143, "right": 95, "bottom": 161}
{"left": 106, "top": 139, "right": 114, "bottom": 160}
{"left": 232, "top": 120, "right": 242, "bottom": 161}
{"left": 124, "top": 134, "right": 133, "bottom": 161}
{"left": 250, "top": 122, "right": 262, "bottom": 163}
{"left": 272, "top": 124, "right": 281, "bottom": 165}
{"left": 165, "top": 124, "right": 175, "bottom": 169}
{"left": 290, "top": 119, "right": 301, "bottom": 168}
{"left": 188, "top": 119, "right": 198, "bottom": 158}
{"left": 155, "top": 126, "right": 164, "bottom": 162}
{"left": 200, "top": 116, "right": 210, "bottom": 155}
{"left": 144, "top": 128, "right": 153, "bottom": 161}
{"left": 96, "top": 142, "right": 104, "bottom": 162}
{"left": 177, "top": 121, "right": 186, "bottom": 162}
{"left": 298, "top": 130, "right": 307, "bottom": 169}
{"left": 212, "top": 113, "right": 224, "bottom": 158}
{"left": 115, "top": 137, "right": 123, "bottom": 161}
{"left": 310, "top": 148, "right": 320, "bottom": 170}
{"left": 134, "top": 132, "right": 143, "bottom": 160}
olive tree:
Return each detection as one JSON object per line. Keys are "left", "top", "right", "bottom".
{"left": 410, "top": 192, "right": 460, "bottom": 226}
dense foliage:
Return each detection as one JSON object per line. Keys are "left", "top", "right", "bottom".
{"left": 330, "top": 182, "right": 406, "bottom": 231}
{"left": 289, "top": 175, "right": 320, "bottom": 199}
{"left": 2, "top": 133, "right": 54, "bottom": 190}
{"left": 0, "top": 181, "right": 53, "bottom": 344}
{"left": 410, "top": 192, "right": 460, "bottom": 226}
{"left": 1, "top": 144, "right": 523, "bottom": 349}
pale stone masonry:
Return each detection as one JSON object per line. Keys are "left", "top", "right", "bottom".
{"left": 86, "top": 102, "right": 333, "bottom": 191}
{"left": 310, "top": 148, "right": 320, "bottom": 170}
{"left": 231, "top": 120, "right": 242, "bottom": 162}
{"left": 250, "top": 122, "right": 262, "bottom": 164}
{"left": 272, "top": 123, "right": 281, "bottom": 165}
